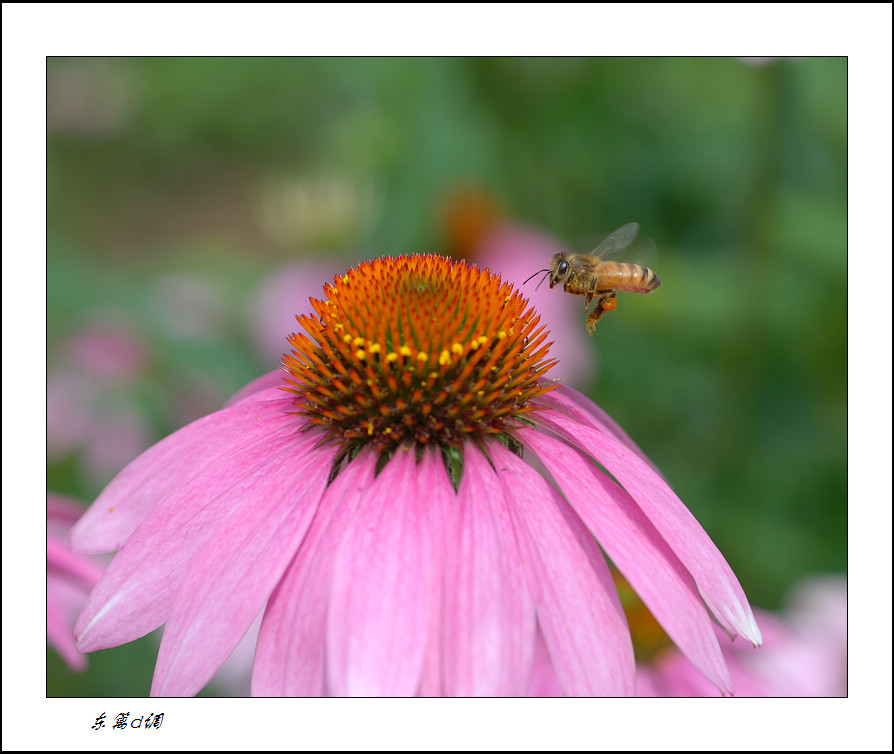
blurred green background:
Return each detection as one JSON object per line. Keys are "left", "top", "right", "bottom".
{"left": 47, "top": 57, "right": 846, "bottom": 696}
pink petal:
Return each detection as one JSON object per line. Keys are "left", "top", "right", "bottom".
{"left": 71, "top": 391, "right": 296, "bottom": 553}
{"left": 252, "top": 451, "right": 378, "bottom": 696}
{"left": 440, "top": 445, "right": 535, "bottom": 696}
{"left": 490, "top": 441, "right": 636, "bottom": 695}
{"left": 414, "top": 451, "right": 452, "bottom": 697}
{"left": 75, "top": 430, "right": 329, "bottom": 652}
{"left": 149, "top": 442, "right": 333, "bottom": 696}
{"left": 526, "top": 629, "right": 564, "bottom": 697}
{"left": 326, "top": 447, "right": 439, "bottom": 696}
{"left": 521, "top": 428, "right": 733, "bottom": 695}
{"left": 531, "top": 409, "right": 762, "bottom": 646}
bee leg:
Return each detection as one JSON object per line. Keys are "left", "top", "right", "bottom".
{"left": 585, "top": 293, "right": 617, "bottom": 334}
{"left": 586, "top": 295, "right": 607, "bottom": 334}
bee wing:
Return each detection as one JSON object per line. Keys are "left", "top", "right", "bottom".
{"left": 591, "top": 222, "right": 640, "bottom": 258}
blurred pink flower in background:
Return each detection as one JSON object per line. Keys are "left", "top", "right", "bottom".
{"left": 439, "top": 184, "right": 592, "bottom": 385}
{"left": 47, "top": 494, "right": 104, "bottom": 671}
{"left": 631, "top": 573, "right": 847, "bottom": 697}
{"left": 60, "top": 321, "right": 150, "bottom": 379}
{"left": 72, "top": 255, "right": 760, "bottom": 697}
{"left": 248, "top": 258, "right": 346, "bottom": 366}
{"left": 48, "top": 299, "right": 229, "bottom": 490}
{"left": 476, "top": 224, "right": 593, "bottom": 385}
{"left": 47, "top": 318, "right": 154, "bottom": 487}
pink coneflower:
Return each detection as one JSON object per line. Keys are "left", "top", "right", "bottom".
{"left": 72, "top": 254, "right": 760, "bottom": 696}
{"left": 47, "top": 494, "right": 104, "bottom": 671}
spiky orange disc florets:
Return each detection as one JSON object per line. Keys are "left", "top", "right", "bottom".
{"left": 282, "top": 254, "right": 557, "bottom": 453}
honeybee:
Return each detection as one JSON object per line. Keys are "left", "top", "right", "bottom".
{"left": 524, "top": 222, "right": 661, "bottom": 334}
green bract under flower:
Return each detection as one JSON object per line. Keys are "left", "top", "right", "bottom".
{"left": 282, "top": 255, "right": 557, "bottom": 462}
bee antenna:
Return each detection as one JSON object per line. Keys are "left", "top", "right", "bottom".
{"left": 534, "top": 272, "right": 552, "bottom": 292}
{"left": 523, "top": 268, "right": 549, "bottom": 287}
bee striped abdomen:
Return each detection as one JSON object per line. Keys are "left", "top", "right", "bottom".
{"left": 599, "top": 262, "right": 661, "bottom": 294}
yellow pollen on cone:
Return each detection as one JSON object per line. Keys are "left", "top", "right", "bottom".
{"left": 282, "top": 254, "right": 556, "bottom": 453}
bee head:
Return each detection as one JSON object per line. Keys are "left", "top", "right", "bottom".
{"left": 549, "top": 253, "right": 570, "bottom": 287}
